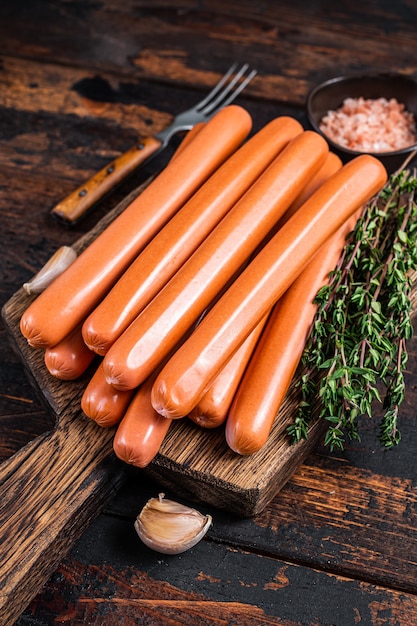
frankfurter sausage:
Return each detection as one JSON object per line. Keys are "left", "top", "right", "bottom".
{"left": 103, "top": 130, "right": 329, "bottom": 390}
{"left": 81, "top": 361, "right": 135, "bottom": 427}
{"left": 20, "top": 105, "right": 252, "bottom": 348}
{"left": 188, "top": 153, "right": 343, "bottom": 429}
{"left": 151, "top": 154, "right": 387, "bottom": 419}
{"left": 113, "top": 374, "right": 172, "bottom": 468}
{"left": 225, "top": 211, "right": 360, "bottom": 455}
{"left": 83, "top": 116, "right": 303, "bottom": 354}
{"left": 188, "top": 314, "right": 269, "bottom": 428}
{"left": 44, "top": 324, "right": 96, "bottom": 380}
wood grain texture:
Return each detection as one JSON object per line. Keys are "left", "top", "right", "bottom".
{"left": 2, "top": 2, "right": 417, "bottom": 624}
{"left": 0, "top": 188, "right": 146, "bottom": 626}
{"left": 18, "top": 504, "right": 417, "bottom": 626}
{"left": 0, "top": 1, "right": 416, "bottom": 109}
{"left": 0, "top": 415, "right": 127, "bottom": 625}
{"left": 206, "top": 453, "right": 417, "bottom": 592}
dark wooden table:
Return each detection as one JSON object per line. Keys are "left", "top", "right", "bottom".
{"left": 1, "top": 2, "right": 417, "bottom": 624}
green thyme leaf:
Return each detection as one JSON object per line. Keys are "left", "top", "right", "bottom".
{"left": 288, "top": 164, "right": 417, "bottom": 450}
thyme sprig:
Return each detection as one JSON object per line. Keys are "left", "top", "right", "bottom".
{"left": 288, "top": 166, "right": 417, "bottom": 451}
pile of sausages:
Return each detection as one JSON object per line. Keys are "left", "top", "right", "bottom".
{"left": 20, "top": 105, "right": 387, "bottom": 466}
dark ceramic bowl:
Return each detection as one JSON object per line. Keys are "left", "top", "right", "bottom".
{"left": 306, "top": 72, "right": 417, "bottom": 174}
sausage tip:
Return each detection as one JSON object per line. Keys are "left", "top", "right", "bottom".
{"left": 225, "top": 424, "right": 265, "bottom": 456}
{"left": 151, "top": 378, "right": 189, "bottom": 419}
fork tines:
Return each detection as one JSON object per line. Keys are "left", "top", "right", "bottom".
{"left": 198, "top": 63, "right": 257, "bottom": 114}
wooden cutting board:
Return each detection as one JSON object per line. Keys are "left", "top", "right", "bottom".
{"left": 2, "top": 181, "right": 416, "bottom": 625}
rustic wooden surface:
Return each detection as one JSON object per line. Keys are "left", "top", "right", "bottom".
{"left": 1, "top": 1, "right": 417, "bottom": 624}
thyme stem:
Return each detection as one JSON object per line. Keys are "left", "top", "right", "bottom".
{"left": 288, "top": 165, "right": 417, "bottom": 451}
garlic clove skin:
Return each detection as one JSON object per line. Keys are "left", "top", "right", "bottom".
{"left": 23, "top": 246, "right": 77, "bottom": 294}
{"left": 135, "top": 493, "right": 212, "bottom": 555}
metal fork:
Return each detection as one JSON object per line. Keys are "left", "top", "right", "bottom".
{"left": 51, "top": 63, "right": 257, "bottom": 224}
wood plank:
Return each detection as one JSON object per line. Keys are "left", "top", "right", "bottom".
{"left": 0, "top": 2, "right": 416, "bottom": 108}
{"left": 208, "top": 454, "right": 417, "bottom": 592}
{"left": 0, "top": 55, "right": 178, "bottom": 219}
{"left": 0, "top": 55, "right": 174, "bottom": 134}
{"left": 18, "top": 511, "right": 417, "bottom": 626}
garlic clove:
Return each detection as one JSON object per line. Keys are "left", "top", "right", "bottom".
{"left": 23, "top": 246, "right": 77, "bottom": 294}
{"left": 134, "top": 493, "right": 212, "bottom": 555}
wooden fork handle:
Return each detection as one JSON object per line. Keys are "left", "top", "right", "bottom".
{"left": 50, "top": 135, "right": 163, "bottom": 224}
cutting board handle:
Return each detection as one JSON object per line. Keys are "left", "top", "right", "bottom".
{"left": 0, "top": 184, "right": 150, "bottom": 624}
{"left": 0, "top": 413, "right": 127, "bottom": 625}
